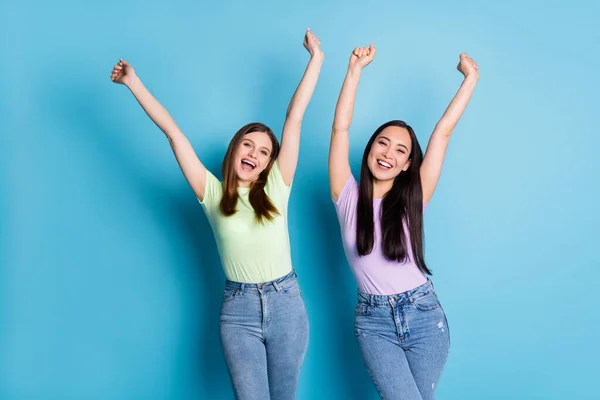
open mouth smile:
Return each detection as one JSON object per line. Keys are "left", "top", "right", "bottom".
{"left": 377, "top": 159, "right": 392, "bottom": 169}
{"left": 241, "top": 158, "right": 257, "bottom": 172}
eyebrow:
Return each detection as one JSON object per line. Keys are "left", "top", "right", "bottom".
{"left": 379, "top": 135, "right": 409, "bottom": 151}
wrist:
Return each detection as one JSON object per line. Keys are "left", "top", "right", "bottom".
{"left": 464, "top": 71, "right": 480, "bottom": 81}
{"left": 347, "top": 65, "right": 362, "bottom": 77}
{"left": 310, "top": 51, "right": 324, "bottom": 63}
{"left": 125, "top": 75, "right": 142, "bottom": 90}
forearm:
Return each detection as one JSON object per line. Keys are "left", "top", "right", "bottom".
{"left": 285, "top": 54, "right": 324, "bottom": 123}
{"left": 332, "top": 67, "right": 361, "bottom": 133}
{"left": 126, "top": 77, "right": 184, "bottom": 140}
{"left": 434, "top": 73, "right": 480, "bottom": 136}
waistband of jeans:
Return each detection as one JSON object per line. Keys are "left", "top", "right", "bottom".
{"left": 357, "top": 278, "right": 435, "bottom": 306}
{"left": 224, "top": 269, "right": 297, "bottom": 293}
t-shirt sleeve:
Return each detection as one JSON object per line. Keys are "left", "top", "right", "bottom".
{"left": 334, "top": 174, "right": 358, "bottom": 225}
{"left": 198, "top": 169, "right": 222, "bottom": 211}
{"left": 265, "top": 160, "right": 291, "bottom": 202}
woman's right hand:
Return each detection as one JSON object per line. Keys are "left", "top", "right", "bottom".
{"left": 110, "top": 59, "right": 137, "bottom": 86}
{"left": 456, "top": 53, "right": 479, "bottom": 78}
{"left": 349, "top": 44, "right": 376, "bottom": 71}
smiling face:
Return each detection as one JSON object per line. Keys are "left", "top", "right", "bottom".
{"left": 233, "top": 130, "right": 274, "bottom": 186}
{"left": 367, "top": 126, "right": 413, "bottom": 182}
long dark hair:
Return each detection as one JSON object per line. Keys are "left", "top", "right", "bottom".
{"left": 357, "top": 120, "right": 431, "bottom": 275}
{"left": 220, "top": 122, "right": 280, "bottom": 224}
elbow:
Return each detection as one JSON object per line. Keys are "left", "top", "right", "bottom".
{"left": 285, "top": 110, "right": 303, "bottom": 124}
{"left": 166, "top": 130, "right": 188, "bottom": 146}
{"left": 436, "top": 120, "right": 456, "bottom": 137}
{"left": 441, "top": 128, "right": 454, "bottom": 138}
{"left": 332, "top": 124, "right": 349, "bottom": 135}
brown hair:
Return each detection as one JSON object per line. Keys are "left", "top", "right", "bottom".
{"left": 220, "top": 122, "right": 281, "bottom": 224}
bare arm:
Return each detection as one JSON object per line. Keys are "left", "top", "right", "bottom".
{"left": 329, "top": 45, "right": 376, "bottom": 202}
{"left": 278, "top": 30, "right": 324, "bottom": 186}
{"left": 110, "top": 59, "right": 208, "bottom": 201}
{"left": 421, "top": 53, "right": 480, "bottom": 204}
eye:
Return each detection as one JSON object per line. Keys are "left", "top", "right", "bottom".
{"left": 243, "top": 142, "right": 251, "bottom": 147}
{"left": 396, "top": 149, "right": 406, "bottom": 154}
{"left": 261, "top": 150, "right": 268, "bottom": 156}
{"left": 378, "top": 141, "right": 387, "bottom": 146}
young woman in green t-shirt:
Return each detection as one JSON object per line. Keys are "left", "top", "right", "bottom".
{"left": 110, "top": 29, "right": 323, "bottom": 400}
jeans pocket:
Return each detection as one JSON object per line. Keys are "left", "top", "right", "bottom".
{"left": 443, "top": 312, "right": 451, "bottom": 347}
{"left": 282, "top": 285, "right": 302, "bottom": 299}
{"left": 355, "top": 303, "right": 372, "bottom": 317}
{"left": 412, "top": 292, "right": 441, "bottom": 311}
{"left": 222, "top": 289, "right": 239, "bottom": 303}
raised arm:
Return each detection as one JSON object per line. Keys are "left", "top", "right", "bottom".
{"left": 329, "top": 45, "right": 376, "bottom": 202}
{"left": 278, "top": 30, "right": 324, "bottom": 186}
{"left": 110, "top": 59, "right": 208, "bottom": 201}
{"left": 420, "top": 53, "right": 480, "bottom": 204}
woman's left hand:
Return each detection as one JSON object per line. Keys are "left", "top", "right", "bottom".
{"left": 457, "top": 53, "right": 479, "bottom": 78}
{"left": 303, "top": 29, "right": 324, "bottom": 59}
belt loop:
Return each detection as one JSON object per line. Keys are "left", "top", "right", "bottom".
{"left": 273, "top": 280, "right": 281, "bottom": 292}
{"left": 239, "top": 283, "right": 245, "bottom": 295}
{"left": 369, "top": 294, "right": 374, "bottom": 307}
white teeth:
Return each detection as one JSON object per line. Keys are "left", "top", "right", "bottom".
{"left": 377, "top": 160, "right": 392, "bottom": 168}
{"left": 242, "top": 159, "right": 256, "bottom": 168}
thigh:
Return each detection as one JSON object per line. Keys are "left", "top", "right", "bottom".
{"left": 355, "top": 305, "right": 422, "bottom": 400}
{"left": 220, "top": 293, "right": 269, "bottom": 400}
{"left": 265, "top": 286, "right": 309, "bottom": 400}
{"left": 404, "top": 295, "right": 450, "bottom": 400}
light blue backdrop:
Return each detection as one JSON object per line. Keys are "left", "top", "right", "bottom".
{"left": 2, "top": 0, "right": 599, "bottom": 398}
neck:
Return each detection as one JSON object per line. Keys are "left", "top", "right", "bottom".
{"left": 237, "top": 179, "right": 252, "bottom": 188}
{"left": 372, "top": 178, "right": 393, "bottom": 199}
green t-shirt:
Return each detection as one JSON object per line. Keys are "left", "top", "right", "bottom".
{"left": 198, "top": 161, "right": 293, "bottom": 283}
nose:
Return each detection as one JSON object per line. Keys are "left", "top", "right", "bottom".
{"left": 383, "top": 147, "right": 394, "bottom": 159}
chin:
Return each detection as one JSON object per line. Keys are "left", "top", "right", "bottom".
{"left": 376, "top": 173, "right": 395, "bottom": 182}
{"left": 368, "top": 165, "right": 391, "bottom": 181}
{"left": 235, "top": 169, "right": 258, "bottom": 182}
{"left": 233, "top": 167, "right": 246, "bottom": 179}
{"left": 236, "top": 171, "right": 252, "bottom": 181}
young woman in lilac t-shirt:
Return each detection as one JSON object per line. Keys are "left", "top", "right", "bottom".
{"left": 329, "top": 45, "right": 479, "bottom": 399}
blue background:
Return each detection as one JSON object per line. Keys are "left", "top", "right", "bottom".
{"left": 2, "top": 0, "right": 599, "bottom": 398}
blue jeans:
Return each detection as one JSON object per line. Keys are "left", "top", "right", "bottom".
{"left": 220, "top": 270, "right": 309, "bottom": 400}
{"left": 355, "top": 279, "right": 450, "bottom": 400}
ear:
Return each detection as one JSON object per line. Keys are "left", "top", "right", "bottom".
{"left": 402, "top": 158, "right": 411, "bottom": 172}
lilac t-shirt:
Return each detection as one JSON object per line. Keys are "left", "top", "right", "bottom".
{"left": 334, "top": 174, "right": 427, "bottom": 295}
